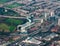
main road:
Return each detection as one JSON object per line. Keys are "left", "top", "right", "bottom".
{"left": 0, "top": 15, "right": 26, "bottom": 19}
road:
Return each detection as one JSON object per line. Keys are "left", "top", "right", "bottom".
{"left": 0, "top": 15, "right": 26, "bottom": 19}
{"left": 7, "top": 28, "right": 43, "bottom": 46}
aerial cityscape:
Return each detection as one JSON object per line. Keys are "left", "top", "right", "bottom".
{"left": 0, "top": 0, "right": 60, "bottom": 46}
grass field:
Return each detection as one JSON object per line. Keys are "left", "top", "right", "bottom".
{"left": 0, "top": 18, "right": 28, "bottom": 32}
{"left": 0, "top": 23, "right": 15, "bottom": 32}
{"left": 6, "top": 2, "right": 25, "bottom": 8}
{"left": 0, "top": 18, "right": 23, "bottom": 32}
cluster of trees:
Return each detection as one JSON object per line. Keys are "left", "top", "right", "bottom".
{"left": 0, "top": 18, "right": 23, "bottom": 33}
{"left": 5, "top": 18, "right": 23, "bottom": 26}
{"left": 0, "top": 23, "right": 15, "bottom": 32}
{"left": 0, "top": 7, "right": 19, "bottom": 16}
{"left": 0, "top": 17, "right": 28, "bottom": 34}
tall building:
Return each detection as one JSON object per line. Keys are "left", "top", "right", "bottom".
{"left": 58, "top": 19, "right": 60, "bottom": 26}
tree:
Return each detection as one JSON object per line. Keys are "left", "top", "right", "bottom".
{"left": 0, "top": 23, "right": 9, "bottom": 32}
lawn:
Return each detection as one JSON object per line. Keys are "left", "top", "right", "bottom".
{"left": 6, "top": 2, "right": 25, "bottom": 8}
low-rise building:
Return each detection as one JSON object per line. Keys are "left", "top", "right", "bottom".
{"left": 51, "top": 25, "right": 60, "bottom": 33}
